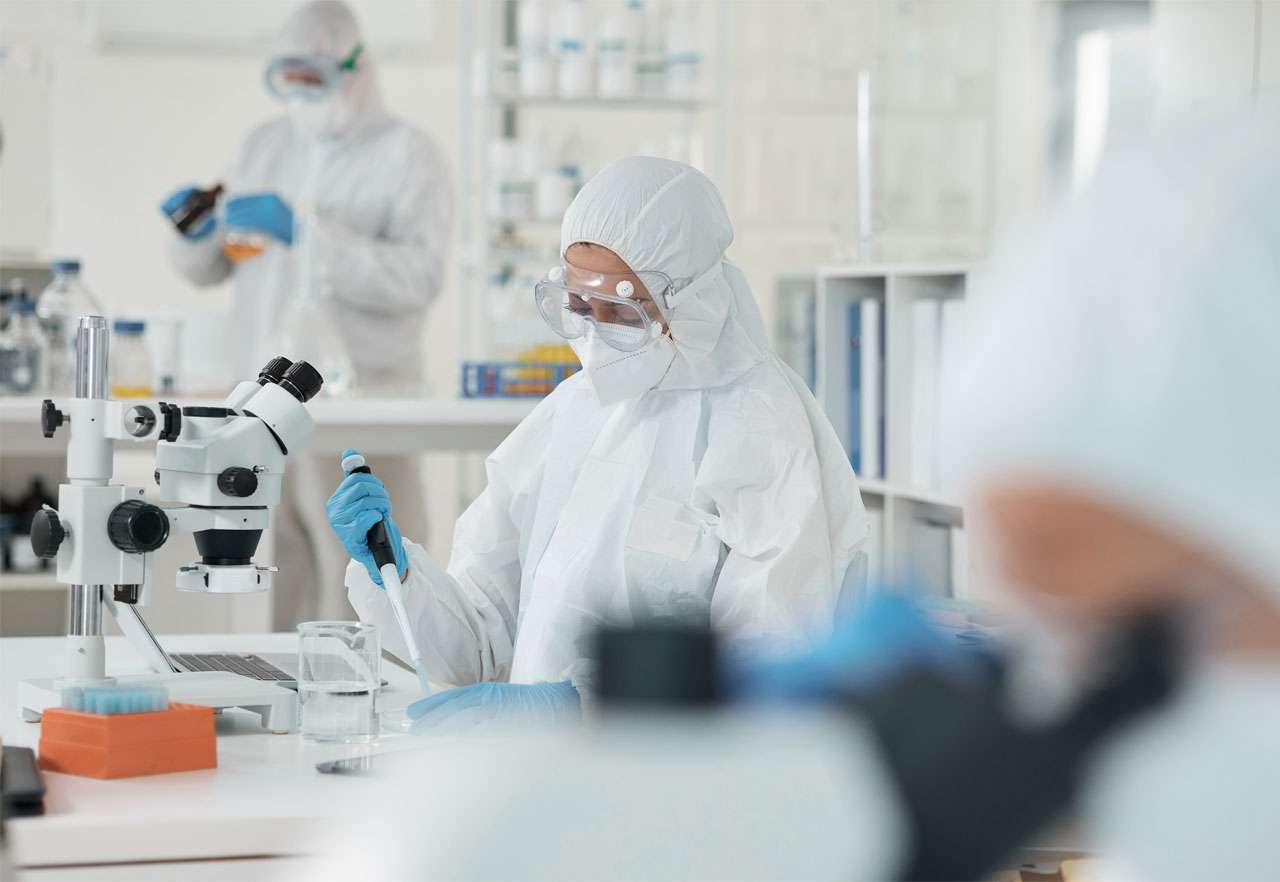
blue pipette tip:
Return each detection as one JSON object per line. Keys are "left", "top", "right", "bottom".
{"left": 416, "top": 668, "right": 432, "bottom": 697}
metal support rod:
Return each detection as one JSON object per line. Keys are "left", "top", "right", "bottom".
{"left": 66, "top": 315, "right": 111, "bottom": 682}
{"left": 74, "top": 315, "right": 109, "bottom": 400}
{"left": 66, "top": 584, "right": 105, "bottom": 635}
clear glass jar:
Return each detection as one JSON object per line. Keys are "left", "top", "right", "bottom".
{"left": 109, "top": 319, "right": 154, "bottom": 398}
{"left": 0, "top": 296, "right": 47, "bottom": 395}
{"left": 222, "top": 229, "right": 268, "bottom": 263}
{"left": 36, "top": 260, "right": 104, "bottom": 396}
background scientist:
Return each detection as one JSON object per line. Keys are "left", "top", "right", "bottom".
{"left": 160, "top": 0, "right": 451, "bottom": 626}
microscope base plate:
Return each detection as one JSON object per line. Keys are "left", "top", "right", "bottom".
{"left": 19, "top": 671, "right": 298, "bottom": 733}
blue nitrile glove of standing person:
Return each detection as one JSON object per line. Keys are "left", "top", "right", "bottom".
{"left": 224, "top": 192, "right": 295, "bottom": 245}
{"left": 326, "top": 449, "right": 408, "bottom": 586}
{"left": 160, "top": 186, "right": 216, "bottom": 240}
{"left": 407, "top": 681, "right": 581, "bottom": 733}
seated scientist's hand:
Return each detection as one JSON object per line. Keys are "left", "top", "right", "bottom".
{"left": 326, "top": 449, "right": 408, "bottom": 586}
{"left": 224, "top": 192, "right": 294, "bottom": 245}
{"left": 160, "top": 185, "right": 216, "bottom": 240}
{"left": 407, "top": 681, "right": 581, "bottom": 733}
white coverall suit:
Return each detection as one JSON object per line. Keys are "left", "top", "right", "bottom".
{"left": 349, "top": 157, "right": 867, "bottom": 693}
{"left": 165, "top": 1, "right": 451, "bottom": 625}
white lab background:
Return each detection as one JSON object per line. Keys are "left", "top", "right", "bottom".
{"left": 3, "top": 0, "right": 1279, "bottom": 636}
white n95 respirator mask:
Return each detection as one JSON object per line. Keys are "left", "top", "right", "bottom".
{"left": 569, "top": 328, "right": 675, "bottom": 407}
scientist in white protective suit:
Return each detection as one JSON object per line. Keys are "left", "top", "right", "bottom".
{"left": 327, "top": 156, "right": 869, "bottom": 724}
{"left": 161, "top": 0, "right": 450, "bottom": 626}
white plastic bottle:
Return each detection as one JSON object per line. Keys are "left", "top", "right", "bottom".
{"left": 636, "top": 1, "right": 667, "bottom": 98}
{"left": 519, "top": 0, "right": 554, "bottom": 97}
{"left": 36, "top": 259, "right": 104, "bottom": 396}
{"left": 597, "top": 0, "right": 638, "bottom": 98}
{"left": 556, "top": 0, "right": 590, "bottom": 98}
{"left": 665, "top": 2, "right": 701, "bottom": 99}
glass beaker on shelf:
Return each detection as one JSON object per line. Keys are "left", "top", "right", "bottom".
{"left": 109, "top": 319, "right": 154, "bottom": 398}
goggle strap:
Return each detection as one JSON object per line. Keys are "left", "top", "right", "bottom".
{"left": 340, "top": 43, "right": 364, "bottom": 72}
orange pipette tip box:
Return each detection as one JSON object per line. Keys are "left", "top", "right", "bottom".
{"left": 38, "top": 702, "right": 217, "bottom": 779}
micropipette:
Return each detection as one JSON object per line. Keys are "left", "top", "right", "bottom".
{"left": 341, "top": 451, "right": 431, "bottom": 696}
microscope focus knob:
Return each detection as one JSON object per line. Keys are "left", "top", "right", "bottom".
{"left": 157, "top": 402, "right": 182, "bottom": 442}
{"left": 217, "top": 467, "right": 259, "bottom": 498}
{"left": 30, "top": 508, "right": 65, "bottom": 559}
{"left": 41, "top": 400, "right": 65, "bottom": 438}
{"left": 108, "top": 500, "right": 170, "bottom": 554}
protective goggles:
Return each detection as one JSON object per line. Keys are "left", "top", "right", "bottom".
{"left": 264, "top": 43, "right": 363, "bottom": 102}
{"left": 534, "top": 264, "right": 674, "bottom": 352}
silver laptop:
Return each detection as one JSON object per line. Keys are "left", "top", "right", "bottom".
{"left": 170, "top": 652, "right": 299, "bottom": 686}
{"left": 170, "top": 651, "right": 397, "bottom": 689}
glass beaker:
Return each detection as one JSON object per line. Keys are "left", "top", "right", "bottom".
{"left": 222, "top": 229, "right": 269, "bottom": 263}
{"left": 297, "top": 621, "right": 381, "bottom": 743}
{"left": 261, "top": 212, "right": 355, "bottom": 395}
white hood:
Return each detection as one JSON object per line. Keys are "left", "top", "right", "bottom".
{"left": 943, "top": 107, "right": 1280, "bottom": 597}
{"left": 560, "top": 157, "right": 770, "bottom": 391}
{"left": 272, "top": 0, "right": 383, "bottom": 138}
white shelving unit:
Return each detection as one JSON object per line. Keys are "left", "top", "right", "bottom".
{"left": 815, "top": 264, "right": 972, "bottom": 598}
{"left": 457, "top": 0, "right": 728, "bottom": 366}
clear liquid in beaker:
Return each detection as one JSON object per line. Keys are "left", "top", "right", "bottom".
{"left": 299, "top": 680, "right": 377, "bottom": 743}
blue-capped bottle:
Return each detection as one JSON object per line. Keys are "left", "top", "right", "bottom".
{"left": 109, "top": 318, "right": 154, "bottom": 398}
{"left": 0, "top": 295, "right": 48, "bottom": 396}
{"left": 36, "top": 259, "right": 104, "bottom": 395}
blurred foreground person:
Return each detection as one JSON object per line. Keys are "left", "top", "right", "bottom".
{"left": 947, "top": 107, "right": 1280, "bottom": 881}
{"left": 162, "top": 0, "right": 448, "bottom": 624}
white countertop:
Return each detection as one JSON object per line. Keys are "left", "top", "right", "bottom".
{"left": 0, "top": 632, "right": 436, "bottom": 870}
{"left": 0, "top": 395, "right": 538, "bottom": 455}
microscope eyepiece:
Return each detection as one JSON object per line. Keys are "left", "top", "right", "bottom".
{"left": 257, "top": 356, "right": 293, "bottom": 386}
{"left": 279, "top": 360, "right": 324, "bottom": 403}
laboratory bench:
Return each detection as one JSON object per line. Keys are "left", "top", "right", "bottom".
{"left": 1, "top": 632, "right": 1095, "bottom": 881}
{"left": 0, "top": 395, "right": 538, "bottom": 456}
{"left": 0, "top": 632, "right": 432, "bottom": 879}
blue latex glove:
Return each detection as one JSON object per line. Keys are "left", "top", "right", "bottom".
{"left": 325, "top": 448, "right": 407, "bottom": 586}
{"left": 726, "top": 593, "right": 992, "bottom": 704}
{"left": 160, "top": 185, "right": 215, "bottom": 240}
{"left": 224, "top": 192, "right": 294, "bottom": 245}
{"left": 408, "top": 681, "right": 580, "bottom": 733}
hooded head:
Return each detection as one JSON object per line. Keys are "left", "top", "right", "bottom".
{"left": 268, "top": 0, "right": 382, "bottom": 139}
{"left": 944, "top": 110, "right": 1280, "bottom": 636}
{"left": 560, "top": 157, "right": 769, "bottom": 393}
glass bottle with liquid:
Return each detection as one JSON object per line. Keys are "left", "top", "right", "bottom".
{"left": 167, "top": 183, "right": 224, "bottom": 236}
{"left": 36, "top": 260, "right": 104, "bottom": 395}
{"left": 109, "top": 319, "right": 154, "bottom": 398}
{"left": 0, "top": 295, "right": 47, "bottom": 395}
